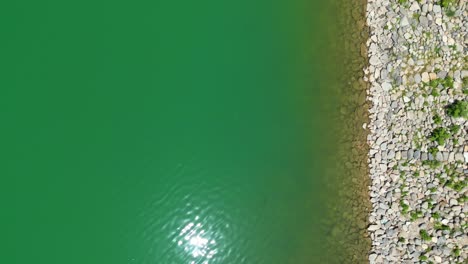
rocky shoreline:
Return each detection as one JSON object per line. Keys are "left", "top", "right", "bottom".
{"left": 365, "top": 0, "right": 467, "bottom": 263}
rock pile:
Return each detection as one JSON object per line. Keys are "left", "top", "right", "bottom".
{"left": 365, "top": 0, "right": 467, "bottom": 263}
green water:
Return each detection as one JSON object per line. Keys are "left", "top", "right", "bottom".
{"left": 2, "top": 0, "right": 370, "bottom": 263}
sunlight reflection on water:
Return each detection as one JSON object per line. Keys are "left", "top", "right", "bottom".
{"left": 175, "top": 215, "right": 219, "bottom": 263}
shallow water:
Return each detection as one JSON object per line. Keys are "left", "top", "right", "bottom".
{"left": 3, "top": 0, "right": 370, "bottom": 263}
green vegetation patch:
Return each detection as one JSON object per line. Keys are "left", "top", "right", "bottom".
{"left": 463, "top": 77, "right": 468, "bottom": 94}
{"left": 446, "top": 8, "right": 456, "bottom": 17}
{"left": 446, "top": 179, "right": 467, "bottom": 192}
{"left": 446, "top": 100, "right": 468, "bottom": 118}
{"left": 429, "top": 127, "right": 450, "bottom": 145}
{"left": 434, "top": 222, "right": 450, "bottom": 231}
{"left": 419, "top": 229, "right": 431, "bottom": 241}
{"left": 428, "top": 146, "right": 439, "bottom": 157}
{"left": 422, "top": 160, "right": 441, "bottom": 169}
{"left": 400, "top": 200, "right": 409, "bottom": 214}
{"left": 439, "top": 0, "right": 457, "bottom": 8}
{"left": 432, "top": 114, "right": 442, "bottom": 124}
{"left": 410, "top": 210, "right": 423, "bottom": 221}
{"left": 449, "top": 124, "right": 461, "bottom": 134}
{"left": 427, "top": 77, "right": 454, "bottom": 89}
{"left": 458, "top": 195, "right": 467, "bottom": 203}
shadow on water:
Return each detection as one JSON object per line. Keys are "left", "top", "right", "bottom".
{"left": 319, "top": 0, "right": 372, "bottom": 262}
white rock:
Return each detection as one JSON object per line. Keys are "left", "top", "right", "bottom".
{"left": 414, "top": 74, "right": 421, "bottom": 83}
{"left": 380, "top": 163, "right": 387, "bottom": 172}
{"left": 421, "top": 72, "right": 430, "bottom": 83}
{"left": 401, "top": 17, "right": 409, "bottom": 27}
{"left": 382, "top": 82, "right": 392, "bottom": 91}
{"left": 410, "top": 2, "right": 421, "bottom": 12}
{"left": 370, "top": 56, "right": 380, "bottom": 65}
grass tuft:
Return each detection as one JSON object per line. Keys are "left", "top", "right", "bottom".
{"left": 422, "top": 160, "right": 441, "bottom": 169}
{"left": 419, "top": 229, "right": 431, "bottom": 241}
{"left": 432, "top": 114, "right": 442, "bottom": 124}
{"left": 446, "top": 100, "right": 468, "bottom": 119}
{"left": 449, "top": 124, "right": 460, "bottom": 134}
{"left": 440, "top": 0, "right": 456, "bottom": 8}
{"left": 429, "top": 127, "right": 450, "bottom": 145}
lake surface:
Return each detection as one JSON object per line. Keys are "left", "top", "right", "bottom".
{"left": 2, "top": 0, "right": 370, "bottom": 263}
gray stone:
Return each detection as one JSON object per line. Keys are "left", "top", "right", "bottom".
{"left": 381, "top": 142, "right": 387, "bottom": 151}
{"left": 421, "top": 152, "right": 428, "bottom": 161}
{"left": 449, "top": 199, "right": 458, "bottom": 206}
{"left": 454, "top": 153, "right": 464, "bottom": 162}
{"left": 382, "top": 82, "right": 392, "bottom": 91}
{"left": 437, "top": 236, "right": 446, "bottom": 245}
{"left": 402, "top": 150, "right": 408, "bottom": 159}
{"left": 381, "top": 69, "right": 388, "bottom": 80}
{"left": 449, "top": 152, "right": 455, "bottom": 162}
{"left": 370, "top": 56, "right": 380, "bottom": 65}
{"left": 395, "top": 76, "right": 402, "bottom": 85}
{"left": 410, "top": 2, "right": 420, "bottom": 12}
{"left": 414, "top": 73, "right": 422, "bottom": 83}
{"left": 419, "top": 16, "right": 429, "bottom": 28}
{"left": 454, "top": 70, "right": 461, "bottom": 80}
{"left": 443, "top": 247, "right": 451, "bottom": 255}
{"left": 414, "top": 150, "right": 421, "bottom": 159}
{"left": 422, "top": 4, "right": 428, "bottom": 12}
{"left": 401, "top": 16, "right": 409, "bottom": 27}
{"left": 437, "top": 71, "right": 447, "bottom": 79}
{"left": 380, "top": 163, "right": 387, "bottom": 172}
{"left": 380, "top": 203, "right": 389, "bottom": 210}
{"left": 408, "top": 149, "right": 414, "bottom": 159}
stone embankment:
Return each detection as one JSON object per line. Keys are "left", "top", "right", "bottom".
{"left": 365, "top": 0, "right": 467, "bottom": 263}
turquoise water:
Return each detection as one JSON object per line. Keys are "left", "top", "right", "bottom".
{"left": 2, "top": 0, "right": 370, "bottom": 263}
